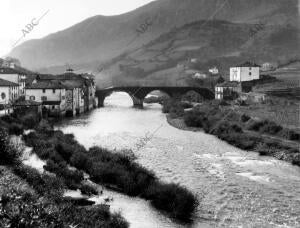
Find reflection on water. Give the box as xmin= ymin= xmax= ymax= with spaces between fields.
xmin=57 ymin=92 xmax=300 ymax=228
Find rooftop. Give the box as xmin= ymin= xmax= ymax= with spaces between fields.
xmin=236 ymin=61 xmax=261 ymax=67
xmin=61 ymin=80 xmax=85 ymax=89
xmin=0 ymin=78 xmax=19 ymax=87
xmin=26 ymin=80 xmax=65 ymax=89
xmin=0 ymin=67 xmax=26 ymax=75
xmin=42 ymin=101 xmax=61 ymax=105
xmin=216 ymin=81 xmax=239 ymax=87
xmin=13 ymin=100 xmax=42 ymax=106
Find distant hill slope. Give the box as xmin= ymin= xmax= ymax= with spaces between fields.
xmin=95 ymin=19 xmax=299 ymax=87
xmin=9 ymin=0 xmax=298 ymax=72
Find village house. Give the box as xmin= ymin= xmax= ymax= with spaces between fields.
xmin=230 ymin=61 xmax=260 ymax=82
xmin=0 ymin=78 xmax=19 ymax=116
xmin=215 ymin=81 xmax=241 ymax=100
xmin=35 ymin=69 xmax=97 ymax=113
xmin=25 ymin=81 xmax=66 ymax=117
xmin=192 ymin=72 xmax=207 ymax=79
xmin=61 ymin=80 xmax=85 ymax=116
xmin=0 ymin=67 xmax=26 ymax=96
xmin=209 ymin=66 xmax=219 ymax=75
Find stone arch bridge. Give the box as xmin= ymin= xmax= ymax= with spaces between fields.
xmin=96 ymin=86 xmax=214 ymax=108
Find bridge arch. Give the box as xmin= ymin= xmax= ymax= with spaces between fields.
xmin=96 ymin=86 xmax=214 ymax=109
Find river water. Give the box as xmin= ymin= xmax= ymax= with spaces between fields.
xmin=57 ymin=92 xmax=300 ymax=228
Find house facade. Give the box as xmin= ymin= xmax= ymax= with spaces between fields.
xmin=25 ymin=81 xmax=66 ymax=117
xmin=0 ymin=78 xmax=19 ymax=105
xmin=0 ymin=68 xmax=26 ymax=96
xmin=230 ymin=62 xmax=260 ymax=82
xmin=215 ymin=81 xmax=241 ymax=100
xmin=62 ymin=80 xmax=85 ymax=116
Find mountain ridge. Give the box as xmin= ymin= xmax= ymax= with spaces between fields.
xmin=9 ymin=0 xmax=299 ymax=75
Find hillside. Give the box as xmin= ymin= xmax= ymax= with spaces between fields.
xmin=95 ymin=19 xmax=299 ymax=87
xmin=9 ymin=0 xmax=298 ymax=73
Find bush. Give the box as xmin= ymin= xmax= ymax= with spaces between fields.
xmin=184 ymin=110 xmax=207 ymax=128
xmin=145 ymin=182 xmax=198 ymax=221
xmin=70 ymin=152 xmax=90 ymax=170
xmin=241 ymin=114 xmax=251 ymax=123
xmin=79 ymin=184 xmax=98 ymax=196
xmin=19 ymin=113 xmax=39 ymax=129
xmin=0 ymin=127 xmax=21 ymax=165
xmin=8 ymin=123 xmax=24 ymax=135
xmin=13 ymin=165 xmax=65 ymax=198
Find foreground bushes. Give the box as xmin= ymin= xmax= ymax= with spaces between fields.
xmin=22 ymin=121 xmax=199 ymax=222
xmin=10 ymin=165 xmax=128 ymax=228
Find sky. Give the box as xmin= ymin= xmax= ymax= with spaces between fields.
xmin=0 ymin=0 xmax=156 ymax=58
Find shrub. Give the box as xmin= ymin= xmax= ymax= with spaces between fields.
xmin=246 ymin=120 xmax=265 ymax=131
xmin=20 ymin=113 xmax=39 ymax=129
xmin=70 ymin=152 xmax=90 ymax=170
xmin=79 ymin=184 xmax=98 ymax=196
xmin=184 ymin=110 xmax=206 ymax=128
xmin=8 ymin=123 xmax=24 ymax=135
xmin=259 ymin=121 xmax=283 ymax=135
xmin=13 ymin=165 xmax=64 ymax=198
xmin=145 ymin=182 xmax=198 ymax=221
xmin=0 ymin=127 xmax=21 ymax=165
xmin=279 ymin=129 xmax=300 ymax=141
xmin=241 ymin=114 xmax=251 ymax=123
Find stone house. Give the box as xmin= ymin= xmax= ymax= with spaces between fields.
xmin=25 ymin=81 xmax=66 ymax=117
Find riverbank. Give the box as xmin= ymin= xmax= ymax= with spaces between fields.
xmin=0 ymin=112 xmax=199 ymax=224
xmin=163 ymin=100 xmax=300 ymax=166
xmin=0 ymin=131 xmax=128 ymax=227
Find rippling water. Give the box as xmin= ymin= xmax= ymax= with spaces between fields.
xmin=57 ymin=92 xmax=300 ymax=228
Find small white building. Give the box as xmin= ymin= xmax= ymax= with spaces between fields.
xmin=192 ymin=72 xmax=207 ymax=79
xmin=230 ymin=62 xmax=260 ymax=82
xmin=25 ymin=81 xmax=66 ymax=116
xmin=209 ymin=67 xmax=219 ymax=75
xmin=0 ymin=68 xmax=26 ymax=96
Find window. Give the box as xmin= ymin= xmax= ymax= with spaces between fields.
xmin=249 ymin=67 xmax=252 ymax=70
xmin=249 ymin=72 xmax=252 ymax=76
xmin=41 ymin=96 xmax=47 ymax=101
xmin=1 ymin=92 xmax=6 ymax=100
xmin=43 ymin=89 xmax=46 ymax=93
xmin=53 ymin=89 xmax=56 ymax=93
xmin=52 ymin=106 xmax=55 ymax=110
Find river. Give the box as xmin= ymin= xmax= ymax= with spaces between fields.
xmin=57 ymin=92 xmax=300 ymax=228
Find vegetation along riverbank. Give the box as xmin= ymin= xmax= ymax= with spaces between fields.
xmin=162 ymin=99 xmax=300 ymax=166
xmin=0 ymin=112 xmax=199 ymax=225
xmin=0 ymin=114 xmax=128 ymax=228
